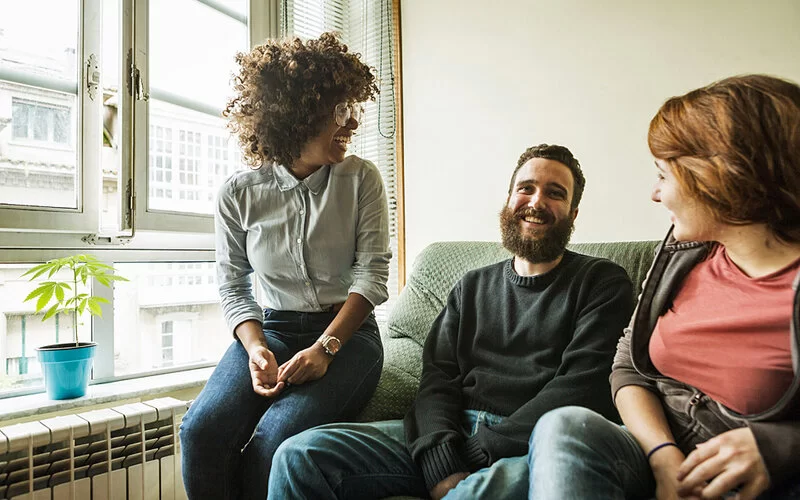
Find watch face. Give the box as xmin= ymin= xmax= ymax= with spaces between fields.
xmin=326 ymin=337 xmax=341 ymax=354
xmin=321 ymin=335 xmax=341 ymax=355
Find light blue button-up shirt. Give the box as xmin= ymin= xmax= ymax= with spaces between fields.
xmin=215 ymin=155 xmax=391 ymax=334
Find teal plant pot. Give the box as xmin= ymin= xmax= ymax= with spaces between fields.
xmin=36 ymin=342 xmax=97 ymax=400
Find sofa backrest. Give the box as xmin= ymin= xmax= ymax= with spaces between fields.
xmin=386 ymin=240 xmax=659 ymax=347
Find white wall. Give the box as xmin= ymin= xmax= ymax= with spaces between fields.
xmin=400 ymin=0 xmax=800 ymax=269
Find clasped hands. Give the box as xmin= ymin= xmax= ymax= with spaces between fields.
xmin=247 ymin=342 xmax=332 ymax=397
xmin=653 ymin=427 xmax=769 ymax=500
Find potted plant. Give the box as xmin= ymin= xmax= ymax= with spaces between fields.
xmin=22 ymin=254 xmax=127 ymax=399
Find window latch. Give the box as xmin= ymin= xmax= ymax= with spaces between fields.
xmin=86 ymin=54 xmax=100 ymax=101
xmin=82 ymin=234 xmax=134 ymax=246
xmin=134 ymin=67 xmax=149 ymax=102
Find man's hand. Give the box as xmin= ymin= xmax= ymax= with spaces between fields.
xmin=677 ymin=428 xmax=769 ymax=500
xmin=248 ymin=345 xmax=284 ymax=397
xmin=430 ymin=472 xmax=469 ymax=500
xmin=277 ymin=342 xmax=333 ymax=385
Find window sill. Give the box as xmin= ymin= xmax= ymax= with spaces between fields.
xmin=0 ymin=367 xmax=213 ymax=424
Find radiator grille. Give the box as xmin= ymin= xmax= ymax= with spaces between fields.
xmin=0 ymin=397 xmax=188 ymax=499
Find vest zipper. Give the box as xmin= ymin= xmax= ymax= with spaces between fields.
xmin=688 ymin=392 xmax=703 ymax=407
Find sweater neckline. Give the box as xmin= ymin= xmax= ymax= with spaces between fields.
xmin=503 ymin=251 xmax=573 ymax=287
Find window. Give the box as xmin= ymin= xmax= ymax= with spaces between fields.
xmin=280 ymin=0 xmax=401 ymax=327
xmin=0 ymin=0 xmax=402 ymax=399
xmin=12 ymin=99 xmax=72 ymax=145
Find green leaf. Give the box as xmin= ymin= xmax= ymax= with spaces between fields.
xmin=92 ymin=296 xmax=110 ymax=304
xmin=21 ymin=262 xmax=55 ymax=279
xmin=54 ymin=284 xmax=65 ymax=302
xmin=23 ymin=283 xmax=50 ymax=303
xmin=36 ymin=284 xmax=55 ymax=312
xmin=42 ymin=303 xmax=60 ymax=321
xmin=87 ymin=298 xmax=103 ymax=317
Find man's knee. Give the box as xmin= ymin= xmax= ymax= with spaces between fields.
xmin=530 ymin=406 xmax=602 ymax=449
xmin=273 ymin=427 xmax=325 ymax=468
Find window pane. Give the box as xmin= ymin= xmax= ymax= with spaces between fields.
xmin=99 ymin=0 xmax=122 ymax=233
xmin=146 ymin=0 xmax=247 ymax=216
xmin=0 ymin=1 xmax=80 ymax=209
xmin=150 ymin=0 xmax=246 ymax=106
xmin=112 ymin=262 xmax=229 ymax=376
xmin=0 ymin=264 xmax=92 ymax=396
xmin=0 ymin=1 xmax=80 ymax=83
xmin=148 ymin=100 xmax=243 ymax=214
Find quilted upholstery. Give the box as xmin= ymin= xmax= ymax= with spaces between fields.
xmin=357 ymin=239 xmax=660 ymax=422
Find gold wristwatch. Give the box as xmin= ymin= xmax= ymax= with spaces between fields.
xmin=317 ymin=334 xmax=342 ymax=356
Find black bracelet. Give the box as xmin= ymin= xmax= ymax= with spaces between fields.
xmin=647 ymin=442 xmax=679 ymax=460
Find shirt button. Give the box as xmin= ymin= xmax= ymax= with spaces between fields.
xmin=296 ymin=238 xmax=302 ymax=244
xmin=299 ymin=209 xmax=305 ymax=214
xmin=305 ymin=281 xmax=311 ymax=286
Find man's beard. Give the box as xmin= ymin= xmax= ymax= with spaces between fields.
xmin=500 ymin=206 xmax=574 ymax=264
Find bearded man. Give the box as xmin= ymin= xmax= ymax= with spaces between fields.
xmin=267 ymin=144 xmax=634 ymax=500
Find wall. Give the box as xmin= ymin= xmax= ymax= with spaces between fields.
xmin=400 ymin=0 xmax=800 ymax=270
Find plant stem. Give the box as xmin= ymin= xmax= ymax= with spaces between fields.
xmin=73 ymin=265 xmax=79 ymax=348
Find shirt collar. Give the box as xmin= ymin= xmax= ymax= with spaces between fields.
xmin=272 ymin=163 xmax=330 ymax=195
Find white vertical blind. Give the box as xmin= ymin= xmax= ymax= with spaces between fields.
xmin=279 ymin=0 xmax=398 ymax=326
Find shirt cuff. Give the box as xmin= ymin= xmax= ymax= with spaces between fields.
xmin=463 ymin=434 xmax=489 ymax=470
xmin=418 ymin=441 xmax=469 ymax=491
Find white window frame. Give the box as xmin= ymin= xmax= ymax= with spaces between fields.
xmin=129 ymin=0 xmax=275 ymax=235
xmin=0 ymin=0 xmax=102 ymax=235
xmin=0 ymin=0 xmax=404 ymax=398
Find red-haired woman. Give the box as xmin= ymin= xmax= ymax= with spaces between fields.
xmin=528 ymin=74 xmax=800 ymax=500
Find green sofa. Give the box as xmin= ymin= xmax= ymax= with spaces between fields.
xmin=357 ymin=239 xmax=660 ymax=423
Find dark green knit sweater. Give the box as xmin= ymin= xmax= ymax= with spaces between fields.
xmin=404 ymin=251 xmax=634 ymax=489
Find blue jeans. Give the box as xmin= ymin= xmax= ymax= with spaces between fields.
xmin=268 ymin=409 xmax=528 ymax=499
xmin=180 ymin=310 xmax=383 ymax=500
xmin=528 ymin=406 xmax=800 ymax=500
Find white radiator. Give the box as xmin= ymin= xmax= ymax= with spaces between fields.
xmin=0 ymin=397 xmax=188 ymax=500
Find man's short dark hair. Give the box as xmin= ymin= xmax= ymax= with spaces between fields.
xmin=508 ymin=144 xmax=585 ymax=210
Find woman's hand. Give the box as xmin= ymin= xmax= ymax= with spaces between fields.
xmin=247 ymin=345 xmax=285 ymax=397
xmin=277 ymin=343 xmax=333 ymax=385
xmin=649 ymin=445 xmax=695 ymax=500
xmin=677 ymin=427 xmax=769 ymax=500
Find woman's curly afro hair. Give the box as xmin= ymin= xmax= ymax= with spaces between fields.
xmin=224 ymin=32 xmax=378 ymax=168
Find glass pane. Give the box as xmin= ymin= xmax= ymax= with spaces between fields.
xmin=147 ymin=0 xmax=247 ymax=215
xmin=0 ymin=1 xmax=80 ymax=83
xmin=150 ymin=0 xmax=246 ymax=106
xmin=112 ymin=262 xmax=229 ymax=376
xmin=0 ymin=1 xmax=80 ymax=209
xmin=100 ymin=0 xmax=122 ymax=233
xmin=0 ymin=264 xmax=92 ymax=396
xmin=148 ymin=100 xmax=244 ymax=214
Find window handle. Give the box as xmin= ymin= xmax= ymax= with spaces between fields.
xmin=134 ymin=67 xmax=150 ymax=102
xmin=86 ymin=54 xmax=100 ymax=101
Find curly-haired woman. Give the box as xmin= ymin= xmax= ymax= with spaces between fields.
xmin=528 ymin=75 xmax=800 ymax=499
xmin=179 ymin=33 xmax=390 ymax=499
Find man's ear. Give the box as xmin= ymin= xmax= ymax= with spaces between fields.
xmin=571 ymin=207 xmax=579 ymax=222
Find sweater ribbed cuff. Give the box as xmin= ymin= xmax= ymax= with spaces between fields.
xmin=463 ymin=434 xmax=488 ymax=470
xmin=419 ymin=441 xmax=468 ymax=491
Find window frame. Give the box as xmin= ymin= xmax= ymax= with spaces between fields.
xmin=0 ymin=0 xmax=406 ymax=399
xmin=0 ymin=0 xmax=102 ymax=234
xmin=130 ymin=0 xmax=263 ymax=235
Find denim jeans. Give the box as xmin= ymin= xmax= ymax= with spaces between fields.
xmin=268 ymin=409 xmax=528 ymax=500
xmin=179 ymin=309 xmax=383 ymax=500
xmin=528 ymin=406 xmax=800 ymax=500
